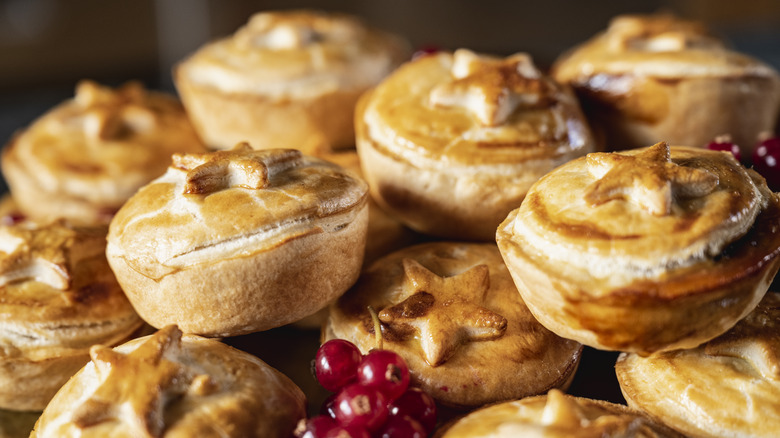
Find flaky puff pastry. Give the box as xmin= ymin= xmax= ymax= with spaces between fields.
xmin=616 ymin=292 xmax=780 ymax=438
xmin=175 ymin=10 xmax=408 ymax=154
xmin=325 ymin=242 xmax=583 ymax=408
xmin=107 ymin=144 xmax=369 ymax=337
xmin=1 ymin=81 xmax=205 ymax=226
xmin=497 ymin=142 xmax=780 ymax=354
xmin=0 ymin=220 xmax=143 ymax=411
xmin=356 ymin=49 xmax=595 ymax=241
xmin=31 ymin=325 xmax=306 ymax=438
xmin=437 ymin=389 xmax=683 ymax=438
xmin=552 ymin=14 xmax=780 ymax=154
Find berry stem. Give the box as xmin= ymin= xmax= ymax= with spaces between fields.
xmin=367 ymin=306 xmax=383 ymax=351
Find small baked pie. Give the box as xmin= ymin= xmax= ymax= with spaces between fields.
xmin=106 ymin=144 xmax=369 ymax=337
xmin=324 ymin=242 xmax=583 ymax=408
xmin=31 ymin=325 xmax=306 ymax=437
xmin=0 ymin=220 xmax=143 ymax=411
xmin=616 ymin=292 xmax=780 ymax=438
xmin=175 ymin=10 xmax=408 ymax=154
xmin=438 ymin=389 xmax=683 ymax=437
xmin=2 ymin=80 xmax=205 ymax=226
xmin=552 ymin=13 xmax=780 ymax=154
xmin=356 ymin=49 xmax=595 ymax=240
xmin=497 ymin=142 xmax=780 ymax=353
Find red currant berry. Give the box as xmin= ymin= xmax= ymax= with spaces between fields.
xmin=320 ymin=392 xmax=338 ymax=419
xmin=753 ymin=137 xmax=780 ymax=191
xmin=324 ymin=424 xmax=371 ymax=438
xmin=706 ymin=136 xmax=741 ymax=162
xmin=388 ymin=387 xmax=437 ymax=434
xmin=294 ymin=415 xmax=338 ymax=438
xmin=356 ymin=350 xmax=410 ymax=401
xmin=375 ymin=415 xmax=428 ymax=438
xmin=315 ymin=339 xmax=363 ymax=392
xmin=333 ymin=383 xmax=388 ymax=431
xmin=412 ymin=45 xmax=441 ymax=60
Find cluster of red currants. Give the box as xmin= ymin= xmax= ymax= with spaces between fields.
xmin=707 ymin=135 xmax=780 ymax=190
xmin=295 ymin=339 xmax=437 ymax=438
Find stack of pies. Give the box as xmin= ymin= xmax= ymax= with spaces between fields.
xmin=0 ymin=9 xmax=778 ymax=438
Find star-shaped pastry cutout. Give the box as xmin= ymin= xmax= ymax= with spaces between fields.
xmin=378 ymin=258 xmax=507 ymax=367
xmin=0 ymin=220 xmax=78 ymax=290
xmin=75 ymin=80 xmax=156 ymax=140
xmin=171 ymin=143 xmax=303 ymax=195
xmin=583 ymin=142 xmax=718 ymax=216
xmin=429 ymin=49 xmax=554 ymax=127
xmin=606 ymin=15 xmax=718 ymax=52
xmin=234 ymin=12 xmax=355 ymax=50
xmin=540 ymin=389 xmax=588 ymax=427
xmin=704 ymin=295 xmax=780 ymax=380
xmin=70 ymin=326 xmax=216 ymax=437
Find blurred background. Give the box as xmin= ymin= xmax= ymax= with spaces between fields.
xmin=1 ymin=0 xmax=779 ymax=170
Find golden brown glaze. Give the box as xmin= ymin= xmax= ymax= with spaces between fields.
xmin=1 ymin=81 xmax=205 ymax=226
xmin=107 ymin=146 xmax=369 ymax=336
xmin=438 ymin=389 xmax=683 ymax=438
xmin=617 ymin=293 xmax=780 ymax=438
xmin=552 ymin=14 xmax=780 ymax=153
xmin=356 ymin=49 xmax=595 ymax=240
xmin=497 ymin=144 xmax=780 ymax=353
xmin=175 ymin=10 xmax=408 ymax=152
xmin=325 ymin=242 xmax=582 ymax=408
xmin=32 ymin=326 xmax=306 ymax=437
xmin=0 ymin=220 xmax=142 ymax=411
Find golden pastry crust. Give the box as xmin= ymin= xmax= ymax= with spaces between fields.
xmin=321 ymin=150 xmax=419 ymax=266
xmin=1 ymin=81 xmax=205 ymax=226
xmin=356 ymin=49 xmax=595 ymax=240
xmin=31 ymin=325 xmax=306 ymax=438
xmin=497 ymin=143 xmax=780 ymax=353
xmin=437 ymin=389 xmax=683 ymax=438
xmin=107 ymin=145 xmax=369 ymax=337
xmin=616 ymin=292 xmax=780 ymax=438
xmin=552 ymin=14 xmax=780 ymax=153
xmin=325 ymin=242 xmax=583 ymax=408
xmin=0 ymin=220 xmax=143 ymax=411
xmin=175 ymin=10 xmax=408 ymax=153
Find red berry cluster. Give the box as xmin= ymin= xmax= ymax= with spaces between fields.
xmin=295 ymin=339 xmax=437 ymax=438
xmin=706 ymin=135 xmax=780 ymax=190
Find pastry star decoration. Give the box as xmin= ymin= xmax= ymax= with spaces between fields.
xmin=429 ymin=49 xmax=553 ymax=127
xmin=0 ymin=220 xmax=77 ymax=290
xmin=234 ymin=12 xmax=350 ymax=50
xmin=583 ymin=142 xmax=718 ymax=216
xmin=171 ymin=143 xmax=303 ymax=195
xmin=540 ymin=389 xmax=589 ymax=427
xmin=378 ymin=258 xmax=507 ymax=367
xmin=704 ymin=296 xmax=780 ymax=380
xmin=75 ymin=80 xmax=156 ymax=140
xmin=607 ymin=15 xmax=719 ymax=52
xmin=70 ymin=326 xmax=217 ymax=437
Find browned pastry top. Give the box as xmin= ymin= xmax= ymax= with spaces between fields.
xmin=3 ymin=81 xmax=205 ymax=206
xmin=553 ymin=13 xmax=779 ymax=82
xmin=509 ymin=143 xmax=774 ymax=293
xmin=0 ymin=220 xmax=140 ymax=360
xmin=616 ymin=292 xmax=780 ymax=438
xmin=177 ymin=10 xmax=407 ymax=98
xmin=362 ymin=49 xmax=594 ymax=166
xmin=32 ymin=326 xmax=306 ymax=437
xmin=327 ymin=242 xmax=582 ymax=407
xmin=439 ymin=389 xmax=683 ymax=437
xmin=107 ymin=145 xmax=368 ymax=280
